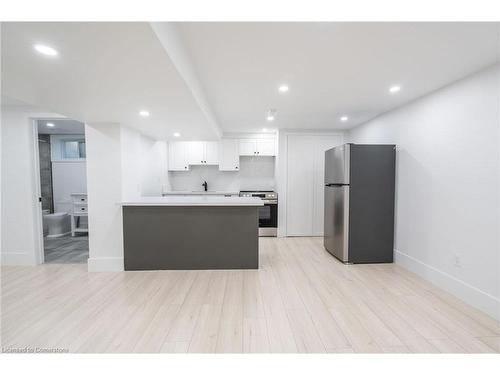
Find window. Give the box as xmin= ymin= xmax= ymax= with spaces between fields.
xmin=63 ymin=140 xmax=86 ymax=159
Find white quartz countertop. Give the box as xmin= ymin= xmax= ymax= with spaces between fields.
xmin=120 ymin=196 xmax=263 ymax=206
xmin=162 ymin=191 xmax=239 ymax=196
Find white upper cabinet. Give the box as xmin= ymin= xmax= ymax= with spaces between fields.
xmin=178 ymin=141 xmax=220 ymax=166
xmin=169 ymin=137 xmax=275 ymax=171
xmin=168 ymin=142 xmax=189 ymax=171
xmin=218 ymin=139 xmax=239 ymax=171
xmin=239 ymin=139 xmax=276 ymax=156
xmin=187 ymin=141 xmax=205 ymax=165
xmin=204 ymin=142 xmax=219 ymax=164
xmin=238 ymin=139 xmax=256 ymax=156
xmin=256 ymin=139 xmax=276 ymax=156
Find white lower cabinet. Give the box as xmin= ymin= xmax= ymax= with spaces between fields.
xmin=218 ymin=139 xmax=239 ymax=171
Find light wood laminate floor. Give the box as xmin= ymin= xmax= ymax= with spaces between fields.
xmin=1 ymin=237 xmax=499 ymax=353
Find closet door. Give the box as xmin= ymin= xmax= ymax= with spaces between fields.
xmin=286 ymin=134 xmax=343 ymax=236
xmin=286 ymin=135 xmax=315 ymax=236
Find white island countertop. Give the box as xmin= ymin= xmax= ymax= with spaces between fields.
xmin=120 ymin=196 xmax=263 ymax=206
xmin=162 ymin=190 xmax=239 ymax=196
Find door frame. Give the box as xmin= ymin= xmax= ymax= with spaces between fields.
xmin=31 ymin=118 xmax=45 ymax=264
xmin=277 ymin=130 xmax=344 ymax=237
xmin=31 ymin=117 xmax=76 ymax=264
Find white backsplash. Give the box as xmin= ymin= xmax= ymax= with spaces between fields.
xmin=168 ymin=156 xmax=276 ymax=192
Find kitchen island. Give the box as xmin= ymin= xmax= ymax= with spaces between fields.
xmin=120 ymin=196 xmax=263 ymax=270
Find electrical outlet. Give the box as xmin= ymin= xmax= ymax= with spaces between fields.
xmin=453 ymin=254 xmax=462 ymax=268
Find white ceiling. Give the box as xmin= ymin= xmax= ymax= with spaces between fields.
xmin=37 ymin=119 xmax=85 ymax=135
xmin=2 ymin=22 xmax=499 ymax=139
xmin=178 ymin=22 xmax=500 ymax=131
xmin=1 ymin=22 xmax=220 ymax=140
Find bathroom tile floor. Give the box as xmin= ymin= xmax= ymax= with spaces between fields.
xmin=44 ymin=234 xmax=89 ymax=264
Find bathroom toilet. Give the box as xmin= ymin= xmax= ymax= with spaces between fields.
xmin=43 ymin=212 xmax=71 ymax=238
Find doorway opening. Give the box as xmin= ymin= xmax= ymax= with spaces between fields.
xmin=35 ymin=118 xmax=89 ymax=264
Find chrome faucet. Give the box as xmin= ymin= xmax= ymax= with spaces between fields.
xmin=202 ymin=181 xmax=208 ymax=192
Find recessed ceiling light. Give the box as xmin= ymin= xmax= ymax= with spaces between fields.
xmin=34 ymin=44 xmax=58 ymax=56
xmin=266 ymin=109 xmax=277 ymax=122
xmin=340 ymin=116 xmax=349 ymax=122
xmin=173 ymin=132 xmax=181 ymax=137
xmin=139 ymin=110 xmax=150 ymax=117
xmin=278 ymin=84 xmax=289 ymax=93
xmin=389 ymin=85 xmax=401 ymax=94
xmin=46 ymin=122 xmax=55 ymax=127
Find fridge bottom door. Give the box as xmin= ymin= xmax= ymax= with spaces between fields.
xmin=323 ymin=185 xmax=350 ymax=262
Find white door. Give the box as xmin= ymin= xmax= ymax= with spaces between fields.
xmin=239 ymin=139 xmax=256 ymax=156
xmin=204 ymin=141 xmax=219 ymax=164
xmin=168 ymin=142 xmax=188 ymax=171
xmin=286 ymin=135 xmax=315 ymax=236
xmin=187 ymin=141 xmax=205 ymax=165
xmin=286 ymin=134 xmax=343 ymax=236
xmin=219 ymin=139 xmax=239 ymax=171
xmin=256 ymin=139 xmax=275 ymax=156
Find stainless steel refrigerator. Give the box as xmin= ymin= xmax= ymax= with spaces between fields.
xmin=324 ymin=143 xmax=396 ymax=263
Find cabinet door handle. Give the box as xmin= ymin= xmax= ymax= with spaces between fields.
xmin=235 ymin=166 xmax=238 ymax=169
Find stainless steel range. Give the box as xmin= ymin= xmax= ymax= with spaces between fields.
xmin=239 ymin=191 xmax=278 ymax=237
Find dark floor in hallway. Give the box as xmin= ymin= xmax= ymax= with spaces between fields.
xmin=44 ymin=234 xmax=89 ymax=264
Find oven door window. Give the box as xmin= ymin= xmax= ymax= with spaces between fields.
xmin=259 ymin=203 xmax=278 ymax=227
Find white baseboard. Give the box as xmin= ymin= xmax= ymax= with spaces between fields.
xmin=395 ymin=250 xmax=500 ymax=321
xmin=87 ymin=257 xmax=124 ymax=272
xmin=1 ymin=252 xmax=36 ymax=266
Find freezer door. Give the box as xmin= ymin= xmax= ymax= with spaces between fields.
xmin=323 ymin=185 xmax=350 ymax=262
xmin=324 ymin=144 xmax=350 ymax=185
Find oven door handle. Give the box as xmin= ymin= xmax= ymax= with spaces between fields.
xmin=263 ymin=200 xmax=278 ymax=204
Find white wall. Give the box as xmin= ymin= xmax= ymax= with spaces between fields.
xmin=120 ymin=126 xmax=168 ymax=199
xmin=1 ymin=108 xmax=40 ymax=264
xmin=348 ymin=65 xmax=500 ymax=319
xmin=140 ymin=135 xmax=168 ymax=196
xmin=0 ymin=106 xmax=64 ymax=265
xmin=168 ymin=156 xmax=275 ymax=192
xmin=85 ymin=122 xmax=124 ymax=271
xmin=86 ymin=124 xmax=167 ymax=271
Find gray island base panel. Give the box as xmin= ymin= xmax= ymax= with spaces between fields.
xmin=123 ymin=205 xmax=259 ymax=270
